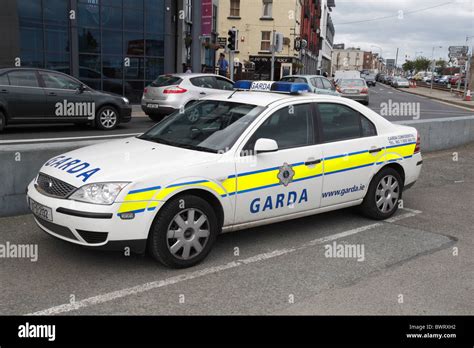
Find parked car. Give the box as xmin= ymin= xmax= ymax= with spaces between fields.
xmin=336 ymin=78 xmax=369 ymax=105
xmin=377 ymin=74 xmax=386 ymax=82
xmin=280 ymin=75 xmax=340 ymax=96
xmin=437 ymin=75 xmax=451 ymax=84
xmin=449 ymin=75 xmax=465 ymax=86
xmin=392 ymin=77 xmax=410 ymax=88
xmin=384 ymin=76 xmax=394 ymax=85
xmin=0 ymin=68 xmax=131 ymax=132
xmin=363 ymin=74 xmax=377 ymax=87
xmin=141 ymin=73 xmax=235 ymax=122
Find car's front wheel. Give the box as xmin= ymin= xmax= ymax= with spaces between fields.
xmin=148 ymin=195 xmax=219 ymax=268
xmin=96 ymin=106 xmax=119 ymax=130
xmin=360 ymin=167 xmax=403 ymax=220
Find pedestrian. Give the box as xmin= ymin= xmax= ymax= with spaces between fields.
xmin=185 ymin=66 xmax=192 ymax=74
xmin=218 ymin=53 xmax=229 ymax=77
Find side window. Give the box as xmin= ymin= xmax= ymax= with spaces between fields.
xmin=361 ymin=116 xmax=377 ymax=137
xmin=40 ymin=72 xmax=82 ymax=90
xmin=0 ymin=74 xmax=9 ymax=85
xmin=215 ymin=77 xmax=234 ymax=90
xmin=7 ymin=71 xmax=39 ymax=87
xmin=318 ymin=103 xmax=374 ymax=142
xmin=322 ymin=78 xmax=333 ymax=90
xmin=312 ymin=77 xmax=324 ymax=89
xmin=190 ymin=76 xmax=216 ymax=89
xmin=244 ymin=103 xmax=313 ymax=152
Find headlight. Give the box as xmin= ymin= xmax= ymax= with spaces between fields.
xmin=69 ymin=182 xmax=129 ymax=205
xmin=121 ymin=97 xmax=130 ymax=104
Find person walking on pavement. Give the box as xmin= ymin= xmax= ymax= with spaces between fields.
xmin=218 ymin=53 xmax=229 ymax=77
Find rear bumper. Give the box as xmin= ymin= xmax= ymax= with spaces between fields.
xmin=341 ymin=94 xmax=369 ymax=102
xmin=141 ymin=100 xmax=177 ymax=115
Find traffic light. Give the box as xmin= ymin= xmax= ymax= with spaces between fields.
xmin=228 ymin=29 xmax=237 ymax=51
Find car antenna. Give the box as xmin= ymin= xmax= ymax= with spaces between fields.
xmin=227 ymin=89 xmax=240 ymax=99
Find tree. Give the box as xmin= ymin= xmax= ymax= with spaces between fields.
xmin=402 ymin=60 xmax=415 ymax=72
xmin=435 ymin=59 xmax=448 ymax=74
xmin=414 ymin=57 xmax=431 ymax=72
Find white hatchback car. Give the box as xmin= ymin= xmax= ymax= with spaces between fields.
xmin=27 ymin=81 xmax=422 ymax=268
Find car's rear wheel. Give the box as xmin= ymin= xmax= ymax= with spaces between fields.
xmin=0 ymin=111 xmax=5 ymax=132
xmin=360 ymin=167 xmax=403 ymax=220
xmin=148 ymin=195 xmax=219 ymax=268
xmin=96 ymin=106 xmax=118 ymax=130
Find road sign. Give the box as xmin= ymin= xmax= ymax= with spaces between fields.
xmin=217 ymin=37 xmax=227 ymax=48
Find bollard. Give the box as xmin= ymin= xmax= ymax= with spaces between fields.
xmin=465 ymin=90 xmax=472 ymax=101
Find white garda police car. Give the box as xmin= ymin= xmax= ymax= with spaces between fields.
xmin=27 ymin=81 xmax=422 ymax=268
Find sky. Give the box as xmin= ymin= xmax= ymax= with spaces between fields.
xmin=331 ymin=0 xmax=474 ymax=66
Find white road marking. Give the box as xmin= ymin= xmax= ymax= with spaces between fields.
xmin=0 ymin=133 xmax=141 ymax=145
xmin=26 ymin=209 xmax=421 ymax=316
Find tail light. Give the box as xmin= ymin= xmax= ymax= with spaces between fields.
xmin=143 ymin=87 xmax=148 ymax=94
xmin=414 ymin=133 xmax=421 ymax=154
xmin=163 ymin=86 xmax=188 ymax=94
xmin=361 ymin=87 xmax=369 ymax=94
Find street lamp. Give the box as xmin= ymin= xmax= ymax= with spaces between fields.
xmin=431 ymin=46 xmax=442 ymax=92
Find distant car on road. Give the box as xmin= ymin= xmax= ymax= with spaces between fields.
xmin=0 ymin=68 xmax=131 ymax=132
xmin=392 ymin=77 xmax=410 ymax=88
xmin=280 ymin=75 xmax=340 ymax=96
xmin=363 ymin=74 xmax=377 ymax=87
xmin=336 ymin=78 xmax=369 ymax=105
xmin=141 ymin=73 xmax=235 ymax=122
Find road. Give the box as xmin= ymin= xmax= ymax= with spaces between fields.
xmin=0 ymin=142 xmax=472 ymax=315
xmin=1 ymin=85 xmax=472 ymax=143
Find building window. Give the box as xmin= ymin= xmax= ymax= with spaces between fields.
xmin=261 ymin=31 xmax=271 ymax=51
xmin=230 ymin=0 xmax=240 ymax=17
xmin=262 ymin=0 xmax=273 ymax=18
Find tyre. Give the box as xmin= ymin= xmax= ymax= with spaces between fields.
xmin=148 ymin=195 xmax=220 ymax=268
xmin=148 ymin=114 xmax=166 ymax=122
xmin=359 ymin=167 xmax=403 ymax=220
xmin=96 ymin=106 xmax=119 ymax=130
xmin=0 ymin=111 xmax=5 ymax=132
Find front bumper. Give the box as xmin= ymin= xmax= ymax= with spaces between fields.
xmin=26 ymin=181 xmax=154 ymax=254
xmin=117 ymin=105 xmax=132 ymax=123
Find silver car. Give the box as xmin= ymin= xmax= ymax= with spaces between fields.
xmin=336 ymin=78 xmax=369 ymax=105
xmin=392 ymin=77 xmax=410 ymax=88
xmin=280 ymin=75 xmax=340 ymax=96
xmin=142 ymin=73 xmax=234 ymax=121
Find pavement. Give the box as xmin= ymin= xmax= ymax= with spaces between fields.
xmin=0 ymin=142 xmax=473 ymax=315
xmin=1 ymin=85 xmax=473 ymax=143
xmin=395 ymin=84 xmax=473 ymax=110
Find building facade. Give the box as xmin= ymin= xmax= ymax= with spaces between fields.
xmin=299 ymin=0 xmax=322 ymax=74
xmin=317 ymin=0 xmax=335 ymax=76
xmin=218 ymin=0 xmax=303 ymax=80
xmin=0 ymin=0 xmax=215 ymax=103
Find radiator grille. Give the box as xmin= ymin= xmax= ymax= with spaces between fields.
xmin=36 ymin=173 xmax=77 ymax=198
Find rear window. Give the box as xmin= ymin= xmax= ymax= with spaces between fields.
xmin=340 ymin=79 xmax=365 ymax=87
xmin=151 ymin=75 xmax=182 ymax=87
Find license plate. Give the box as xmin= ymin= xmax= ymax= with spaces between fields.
xmin=147 ymin=104 xmax=160 ymax=109
xmin=250 ymin=81 xmax=273 ymax=91
xmin=29 ymin=198 xmax=53 ymax=222
xmin=344 ymin=89 xmax=358 ymax=94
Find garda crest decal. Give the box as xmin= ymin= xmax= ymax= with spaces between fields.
xmin=277 ymin=163 xmax=295 ymax=187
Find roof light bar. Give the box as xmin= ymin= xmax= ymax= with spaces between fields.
xmin=233 ymin=80 xmax=310 ymax=95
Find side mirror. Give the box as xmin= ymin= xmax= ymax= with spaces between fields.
xmin=77 ymin=84 xmax=86 ymax=93
xmin=254 ymin=138 xmax=278 ymax=154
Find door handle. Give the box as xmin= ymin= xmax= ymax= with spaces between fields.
xmin=0 ymin=89 xmax=8 ymax=94
xmin=305 ymin=159 xmax=321 ymax=166
xmin=200 ymin=92 xmax=206 ymax=95
xmin=48 ymin=92 xmax=57 ymax=96
xmin=368 ymin=147 xmax=383 ymax=154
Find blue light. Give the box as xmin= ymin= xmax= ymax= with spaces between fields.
xmin=233 ymin=81 xmax=253 ymax=90
xmin=271 ymin=82 xmax=310 ymax=94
